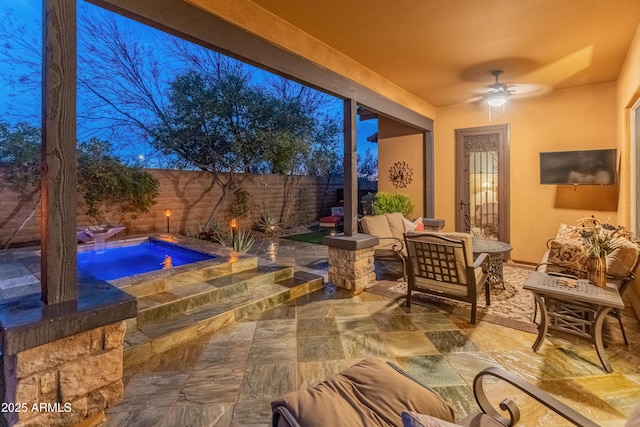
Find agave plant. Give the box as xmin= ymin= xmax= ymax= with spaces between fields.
xmin=196 ymin=222 xmax=225 ymax=243
xmin=231 ymin=228 xmax=255 ymax=253
xmin=255 ymin=212 xmax=280 ymax=236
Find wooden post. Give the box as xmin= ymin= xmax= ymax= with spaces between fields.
xmin=41 ymin=0 xmax=78 ymax=304
xmin=424 ymin=131 xmax=435 ymax=218
xmin=343 ymin=99 xmax=358 ymax=236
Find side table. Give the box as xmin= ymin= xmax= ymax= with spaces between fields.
xmin=523 ymin=271 xmax=624 ymax=373
xmin=472 ymin=239 xmax=512 ymax=286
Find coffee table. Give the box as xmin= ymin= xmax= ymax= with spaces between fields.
xmin=472 ymin=239 xmax=512 ymax=286
xmin=523 ymin=271 xmax=624 ymax=373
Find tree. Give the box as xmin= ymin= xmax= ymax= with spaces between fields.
xmin=358 ymin=149 xmax=378 ymax=181
xmin=0 ymin=122 xmax=41 ymax=248
xmin=77 ymin=139 xmax=160 ymax=225
xmin=260 ymin=77 xmax=342 ymax=225
xmin=150 ymin=69 xmax=274 ymax=227
xmin=1 ymin=6 xmax=343 ymax=229
xmin=0 ymin=121 xmax=160 ymax=247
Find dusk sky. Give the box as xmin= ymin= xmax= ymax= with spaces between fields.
xmin=0 ymin=0 xmax=379 ymax=167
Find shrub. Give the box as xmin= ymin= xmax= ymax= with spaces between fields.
xmin=195 ymin=222 xmax=255 ymax=253
xmin=254 ymin=212 xmax=280 ymax=236
xmin=225 ymin=189 xmax=256 ymax=220
xmin=371 ymin=192 xmax=414 ymax=218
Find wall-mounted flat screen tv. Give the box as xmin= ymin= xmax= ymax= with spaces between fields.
xmin=539 ymin=149 xmax=617 ymax=185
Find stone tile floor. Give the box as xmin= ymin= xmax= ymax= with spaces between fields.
xmin=102 ymin=237 xmax=640 ymax=426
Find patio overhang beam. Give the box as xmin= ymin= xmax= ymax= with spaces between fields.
xmin=88 ymin=0 xmax=433 ymax=132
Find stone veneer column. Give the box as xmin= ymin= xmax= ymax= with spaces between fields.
xmin=0 ymin=280 xmax=136 ymax=427
xmin=324 ymin=234 xmax=379 ymax=294
xmin=1 ymin=321 xmax=126 ymax=427
xmin=327 ymin=246 xmax=376 ymax=294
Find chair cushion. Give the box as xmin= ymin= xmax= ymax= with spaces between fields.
xmin=361 ymin=215 xmax=393 ymax=238
xmin=607 ymin=241 xmax=639 ymax=279
xmin=405 ymin=232 xmax=474 ymax=287
xmin=436 ymin=232 xmax=473 ymax=264
xmin=361 ymin=213 xmax=407 ymax=253
xmin=319 ymin=215 xmax=342 ymax=224
xmin=387 ymin=212 xmax=407 ymax=241
xmin=271 ymin=358 xmax=455 ymax=427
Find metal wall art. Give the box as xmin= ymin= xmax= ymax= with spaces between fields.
xmin=389 ymin=161 xmax=413 ymax=188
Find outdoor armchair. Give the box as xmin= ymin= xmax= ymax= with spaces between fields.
xmin=404 ymin=232 xmax=489 ymax=324
xmin=359 ymin=212 xmax=409 ymax=280
xmin=271 ymin=357 xmax=602 ymax=427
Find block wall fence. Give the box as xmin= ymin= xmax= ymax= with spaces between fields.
xmin=0 ymin=169 xmax=345 ymax=246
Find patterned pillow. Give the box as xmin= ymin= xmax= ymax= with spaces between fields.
xmin=555 ymin=223 xmax=579 ymax=243
xmin=546 ymin=239 xmax=586 ymax=277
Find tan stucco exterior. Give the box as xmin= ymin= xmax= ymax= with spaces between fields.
xmin=377 ymin=117 xmax=424 ymax=219
xmin=434 ymin=83 xmax=618 ymax=263
xmin=617 ymin=25 xmax=640 ymax=229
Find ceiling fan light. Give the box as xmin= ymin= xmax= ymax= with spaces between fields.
xmin=486 ymin=95 xmax=507 ymax=107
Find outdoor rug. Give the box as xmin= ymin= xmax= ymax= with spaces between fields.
xmin=367 ymin=263 xmax=539 ymax=333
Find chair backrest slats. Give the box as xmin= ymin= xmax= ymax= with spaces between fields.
xmin=405 ymin=233 xmax=470 ymax=286
xmin=410 ymin=240 xmax=462 ymax=285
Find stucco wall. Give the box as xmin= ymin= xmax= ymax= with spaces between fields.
xmin=434 ymin=82 xmax=618 ymax=264
xmin=616 ymin=24 xmax=640 ymax=228
xmin=0 ymin=170 xmax=341 ymax=246
xmin=377 ymin=117 xmax=424 ymax=219
xmin=616 ymin=23 xmax=640 ymax=320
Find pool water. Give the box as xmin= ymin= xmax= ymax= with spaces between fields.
xmin=77 ymin=240 xmax=214 ymax=281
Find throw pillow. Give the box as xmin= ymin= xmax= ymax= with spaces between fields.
xmin=402 ymin=411 xmax=463 ymax=427
xmin=403 ymin=217 xmax=418 ymax=232
xmin=606 ymin=242 xmax=639 ymax=279
xmin=546 ymin=239 xmax=586 ymax=277
xmin=555 ymin=223 xmax=578 ymax=243
xmin=414 ymin=217 xmax=424 ymax=231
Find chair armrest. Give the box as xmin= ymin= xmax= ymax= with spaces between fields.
xmin=472 ymin=252 xmax=489 ymax=271
xmin=473 ymin=367 xmax=601 ymax=427
xmin=545 ymin=238 xmax=556 ymax=249
xmin=271 ymin=406 xmax=302 ymax=427
xmin=379 ymin=237 xmax=405 ymax=255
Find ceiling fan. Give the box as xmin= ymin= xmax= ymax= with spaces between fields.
xmin=471 ymin=69 xmax=551 ymax=106
xmin=482 ymin=70 xmax=512 ymax=107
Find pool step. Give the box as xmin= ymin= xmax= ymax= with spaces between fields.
xmin=134 ymin=266 xmax=294 ymax=326
xmin=118 ymin=256 xmax=258 ymax=298
xmin=123 ymin=270 xmax=324 ymax=369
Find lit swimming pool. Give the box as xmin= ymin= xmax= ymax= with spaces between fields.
xmin=77 ymin=240 xmax=215 ymax=281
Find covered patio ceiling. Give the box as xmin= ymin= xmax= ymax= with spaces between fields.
xmin=249 ymin=0 xmax=640 ymax=107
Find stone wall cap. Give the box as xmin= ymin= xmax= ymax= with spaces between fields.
xmin=323 ymin=234 xmax=379 ymax=250
xmin=422 ymin=218 xmax=445 ymax=227
xmin=0 ymin=281 xmax=136 ymax=356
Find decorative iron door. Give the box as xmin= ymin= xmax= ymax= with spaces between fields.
xmin=455 ymin=125 xmax=510 ymax=242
